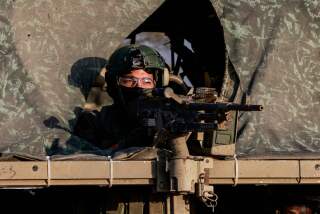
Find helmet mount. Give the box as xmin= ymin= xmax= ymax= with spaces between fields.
xmin=126 ymin=48 xmax=145 ymax=69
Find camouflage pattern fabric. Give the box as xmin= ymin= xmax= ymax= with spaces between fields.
xmin=0 ymin=0 xmax=163 ymax=158
xmin=0 ymin=0 xmax=319 ymax=158
xmin=218 ymin=0 xmax=320 ymax=156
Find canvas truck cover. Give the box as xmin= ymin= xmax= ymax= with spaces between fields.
xmin=0 ymin=0 xmax=319 ymax=159
xmin=219 ymin=0 xmax=320 ymax=156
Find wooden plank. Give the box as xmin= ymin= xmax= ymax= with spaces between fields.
xmin=0 ymin=179 xmax=154 ymax=187
xmin=237 ymin=160 xmax=299 ymax=178
xmin=300 ymin=160 xmax=320 ymax=178
xmin=209 ymin=160 xmax=234 ymax=178
xmin=0 ymin=180 xmax=47 ymax=186
xmin=209 ymin=160 xmax=300 ymax=179
xmin=299 ymin=160 xmax=320 ymax=183
xmin=0 ymin=161 xmax=154 ymax=180
xmin=209 ymin=178 xmax=301 ymax=185
xmin=51 ymin=179 xmax=154 ymax=186
xmin=1 ymin=159 xmax=320 ymax=187
xmin=51 ymin=161 xmax=154 ymax=179
xmin=0 ymin=162 xmax=47 ymax=180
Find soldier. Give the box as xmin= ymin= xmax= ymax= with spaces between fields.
xmin=74 ymin=44 xmax=168 ymax=150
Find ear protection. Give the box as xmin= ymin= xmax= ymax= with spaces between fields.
xmin=162 ymin=67 xmax=170 ymax=86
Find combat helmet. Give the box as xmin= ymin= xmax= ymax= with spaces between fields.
xmin=105 ymin=44 xmax=169 ymax=100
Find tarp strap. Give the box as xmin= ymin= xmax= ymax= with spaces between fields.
xmin=107 ymin=156 xmax=113 ymax=188
xmin=233 ymin=154 xmax=239 ymax=187
xmin=46 ymin=156 xmax=51 ymax=187
xmin=297 ymin=160 xmax=302 ymax=184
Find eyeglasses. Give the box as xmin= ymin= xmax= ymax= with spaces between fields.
xmin=119 ymin=76 xmax=155 ymax=88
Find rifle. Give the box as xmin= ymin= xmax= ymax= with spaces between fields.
xmin=136 ymin=87 xmax=263 ymax=134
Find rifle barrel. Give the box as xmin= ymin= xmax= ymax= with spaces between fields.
xmin=188 ymin=102 xmax=263 ymax=111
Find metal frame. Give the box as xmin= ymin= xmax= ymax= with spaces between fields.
xmin=0 ymin=159 xmax=320 ymax=187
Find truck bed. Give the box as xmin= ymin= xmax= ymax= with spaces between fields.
xmin=1 ymin=158 xmax=320 ymax=187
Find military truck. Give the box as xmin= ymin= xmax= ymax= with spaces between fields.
xmin=0 ymin=0 xmax=319 ymax=213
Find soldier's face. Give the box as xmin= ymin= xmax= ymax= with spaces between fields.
xmin=119 ymin=69 xmax=155 ymax=89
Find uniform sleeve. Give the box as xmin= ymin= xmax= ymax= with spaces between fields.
xmin=73 ymin=110 xmax=101 ymax=147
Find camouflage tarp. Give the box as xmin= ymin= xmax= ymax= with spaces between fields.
xmin=0 ymin=0 xmax=163 ymax=158
xmin=218 ymin=0 xmax=320 ymax=156
xmin=0 ymin=0 xmax=319 ymax=158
